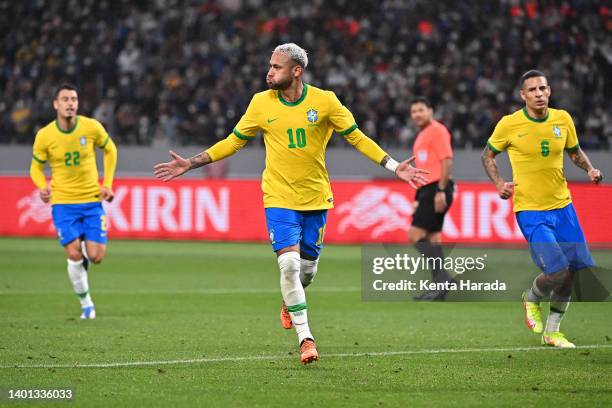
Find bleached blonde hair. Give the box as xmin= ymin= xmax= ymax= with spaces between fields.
xmin=274 ymin=43 xmax=308 ymax=69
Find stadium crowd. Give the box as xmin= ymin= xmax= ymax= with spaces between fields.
xmin=1 ymin=0 xmax=610 ymax=148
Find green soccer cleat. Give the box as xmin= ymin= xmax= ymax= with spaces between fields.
xmin=541 ymin=331 xmax=576 ymax=348
xmin=522 ymin=291 xmax=543 ymax=334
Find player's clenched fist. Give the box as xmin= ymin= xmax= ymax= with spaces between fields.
xmin=100 ymin=186 xmax=115 ymax=202
xmin=496 ymin=181 xmax=517 ymax=200
xmin=588 ymin=168 xmax=603 ymax=184
xmin=39 ymin=186 xmax=51 ymax=203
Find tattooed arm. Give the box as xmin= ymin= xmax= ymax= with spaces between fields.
xmin=154 ymin=132 xmax=248 ymax=182
xmin=481 ymin=145 xmax=516 ymax=200
xmin=568 ymin=148 xmax=603 ymax=183
xmin=188 ymin=152 xmax=212 ymax=170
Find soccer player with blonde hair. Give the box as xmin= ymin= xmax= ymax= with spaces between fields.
xmin=30 ymin=84 xmax=118 ymax=319
xmin=154 ymin=43 xmax=429 ymax=364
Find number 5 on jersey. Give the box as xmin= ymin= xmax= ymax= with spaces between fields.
xmin=287 ymin=128 xmax=307 ymax=149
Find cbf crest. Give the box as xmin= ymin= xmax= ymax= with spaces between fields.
xmin=79 ymin=136 xmax=87 ymax=146
xmin=552 ymin=126 xmax=562 ymax=139
xmin=307 ymin=108 xmax=318 ymax=123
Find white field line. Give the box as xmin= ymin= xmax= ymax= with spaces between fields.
xmin=0 ymin=286 xmax=361 ymax=295
xmin=2 ymin=344 xmax=611 ymax=369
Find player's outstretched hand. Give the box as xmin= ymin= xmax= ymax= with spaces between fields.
xmin=100 ymin=186 xmax=115 ymax=202
xmin=395 ymin=156 xmax=430 ymax=189
xmin=496 ymin=181 xmax=517 ymax=200
xmin=39 ymin=186 xmax=51 ymax=203
xmin=588 ymin=168 xmax=603 ymax=184
xmin=154 ymin=150 xmax=191 ymax=182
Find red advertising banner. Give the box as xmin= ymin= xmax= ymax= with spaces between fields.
xmin=1 ymin=176 xmax=611 ymax=244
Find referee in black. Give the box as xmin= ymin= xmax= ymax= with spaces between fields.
xmin=408 ymin=97 xmax=455 ymax=301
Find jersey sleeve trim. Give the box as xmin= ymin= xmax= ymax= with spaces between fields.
xmin=338 ymin=124 xmax=358 ymax=136
xmin=32 ymin=154 xmax=46 ymax=164
xmin=233 ymin=128 xmax=255 ymax=140
xmin=565 ymin=144 xmax=580 ymax=153
xmin=487 ymin=141 xmax=502 ymax=155
xmin=99 ymin=136 xmax=110 ymax=148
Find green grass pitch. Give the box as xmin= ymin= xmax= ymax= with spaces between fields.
xmin=0 ymin=237 xmax=611 ymax=407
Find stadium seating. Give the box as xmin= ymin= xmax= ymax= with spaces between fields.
xmin=0 ymin=0 xmax=609 ymax=148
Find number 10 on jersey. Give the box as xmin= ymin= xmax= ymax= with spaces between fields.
xmin=287 ymin=128 xmax=307 ymax=148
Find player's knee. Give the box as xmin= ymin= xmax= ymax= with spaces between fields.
xmin=89 ymin=254 xmax=104 ymax=264
xmin=86 ymin=245 xmax=106 ymax=264
xmin=300 ymin=258 xmax=319 ymax=283
xmin=408 ymin=228 xmax=426 ymax=243
xmin=278 ymin=251 xmax=300 ymax=283
xmin=300 ymin=258 xmax=318 ymax=287
xmin=66 ymin=248 xmax=82 ymax=261
xmin=546 ymin=268 xmax=572 ymax=288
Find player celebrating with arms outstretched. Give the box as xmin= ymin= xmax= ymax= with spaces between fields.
xmin=154 ymin=43 xmax=429 ymax=364
xmin=482 ymin=70 xmax=603 ymax=348
xmin=30 ymin=84 xmax=118 ymax=319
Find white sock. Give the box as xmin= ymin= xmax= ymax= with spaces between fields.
xmin=546 ymin=292 xmax=570 ymax=333
xmin=293 ymin=309 xmax=312 ymax=344
xmin=526 ymin=275 xmax=548 ymax=303
xmin=278 ymin=252 xmax=313 ymax=343
xmin=300 ymin=258 xmax=318 ymax=288
xmin=67 ymin=258 xmax=93 ymax=307
xmin=80 ymin=241 xmax=89 ymax=261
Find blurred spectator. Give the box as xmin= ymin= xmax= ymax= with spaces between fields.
xmin=0 ymin=0 xmax=609 ymax=149
xmin=93 ymin=96 xmax=116 ymax=135
xmin=10 ymin=99 xmax=32 ymax=143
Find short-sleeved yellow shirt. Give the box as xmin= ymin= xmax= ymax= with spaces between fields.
xmin=232 ymin=84 xmax=362 ymax=210
xmin=487 ymin=108 xmax=579 ymax=212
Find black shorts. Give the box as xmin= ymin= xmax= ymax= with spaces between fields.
xmin=411 ymin=180 xmax=454 ymax=233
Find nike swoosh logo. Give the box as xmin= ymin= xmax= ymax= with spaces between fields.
xmin=517 ymin=133 xmax=527 ymax=138
xmin=267 ymin=117 xmax=279 ymax=124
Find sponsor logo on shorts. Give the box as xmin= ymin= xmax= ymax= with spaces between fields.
xmin=269 ymin=229 xmax=276 ymax=244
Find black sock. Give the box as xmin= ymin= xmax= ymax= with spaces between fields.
xmin=415 ymin=239 xmax=452 ymax=284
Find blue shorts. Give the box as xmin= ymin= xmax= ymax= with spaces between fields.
xmin=516 ymin=203 xmax=594 ymax=274
xmin=265 ymin=208 xmax=328 ymax=258
xmin=51 ymin=202 xmax=108 ymax=246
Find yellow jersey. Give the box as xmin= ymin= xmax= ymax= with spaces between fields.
xmin=31 ymin=115 xmax=117 ymax=204
xmin=207 ymin=84 xmax=387 ymax=210
xmin=487 ymin=107 xmax=579 ymax=212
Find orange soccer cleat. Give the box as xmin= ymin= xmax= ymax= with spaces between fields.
xmin=280 ymin=301 xmax=293 ymax=329
xmin=300 ymin=339 xmax=319 ymax=365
